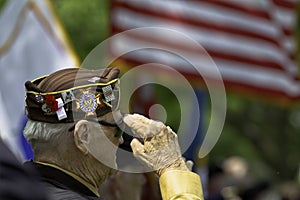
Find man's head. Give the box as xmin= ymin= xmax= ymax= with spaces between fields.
xmin=23 ymin=67 xmax=123 ymax=185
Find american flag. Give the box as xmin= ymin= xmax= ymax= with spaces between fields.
xmin=110 ymin=0 xmax=300 ymax=102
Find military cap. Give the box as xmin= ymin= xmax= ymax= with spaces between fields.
xmin=25 ymin=67 xmax=120 ymax=123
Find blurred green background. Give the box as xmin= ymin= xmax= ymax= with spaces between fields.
xmin=1 ymin=0 xmax=299 ymax=192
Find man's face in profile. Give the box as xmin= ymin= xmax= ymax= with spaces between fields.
xmin=83 ymin=111 xmax=124 ymax=168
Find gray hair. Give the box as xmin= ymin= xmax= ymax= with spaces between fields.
xmin=23 ymin=119 xmax=70 ymax=142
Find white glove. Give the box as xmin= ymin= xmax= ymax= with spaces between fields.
xmin=123 ymin=113 xmax=192 ymax=176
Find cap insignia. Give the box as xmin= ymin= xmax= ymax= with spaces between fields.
xmin=35 ymin=94 xmax=44 ymax=103
xmin=102 ymin=85 xmax=115 ymax=102
xmin=61 ymin=90 xmax=75 ymax=104
xmin=77 ymin=89 xmax=100 ymax=117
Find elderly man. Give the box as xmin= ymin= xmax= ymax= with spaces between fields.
xmin=23 ymin=67 xmax=203 ymax=200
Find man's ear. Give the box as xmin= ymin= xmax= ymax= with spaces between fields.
xmin=74 ymin=120 xmax=90 ymax=155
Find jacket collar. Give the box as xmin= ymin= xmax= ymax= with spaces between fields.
xmin=24 ymin=160 xmax=100 ymax=197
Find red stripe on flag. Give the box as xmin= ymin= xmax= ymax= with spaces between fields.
xmin=188 ymin=1 xmax=271 ymax=20
xmin=272 ymin=0 xmax=298 ymax=9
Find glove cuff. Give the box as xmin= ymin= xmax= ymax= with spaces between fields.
xmin=157 ymin=157 xmax=188 ymax=176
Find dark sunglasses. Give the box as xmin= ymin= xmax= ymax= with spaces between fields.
xmin=68 ymin=119 xmax=124 ymax=138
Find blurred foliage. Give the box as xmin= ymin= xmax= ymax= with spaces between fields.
xmin=52 ymin=0 xmax=110 ymax=61
xmin=209 ymin=94 xmax=300 ymax=182
xmin=0 ymin=0 xmax=6 ymax=11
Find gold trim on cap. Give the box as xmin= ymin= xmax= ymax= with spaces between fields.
xmin=26 ymin=78 xmax=119 ymax=95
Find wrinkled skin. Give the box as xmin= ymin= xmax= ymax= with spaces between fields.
xmin=123 ymin=113 xmax=193 ymax=176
